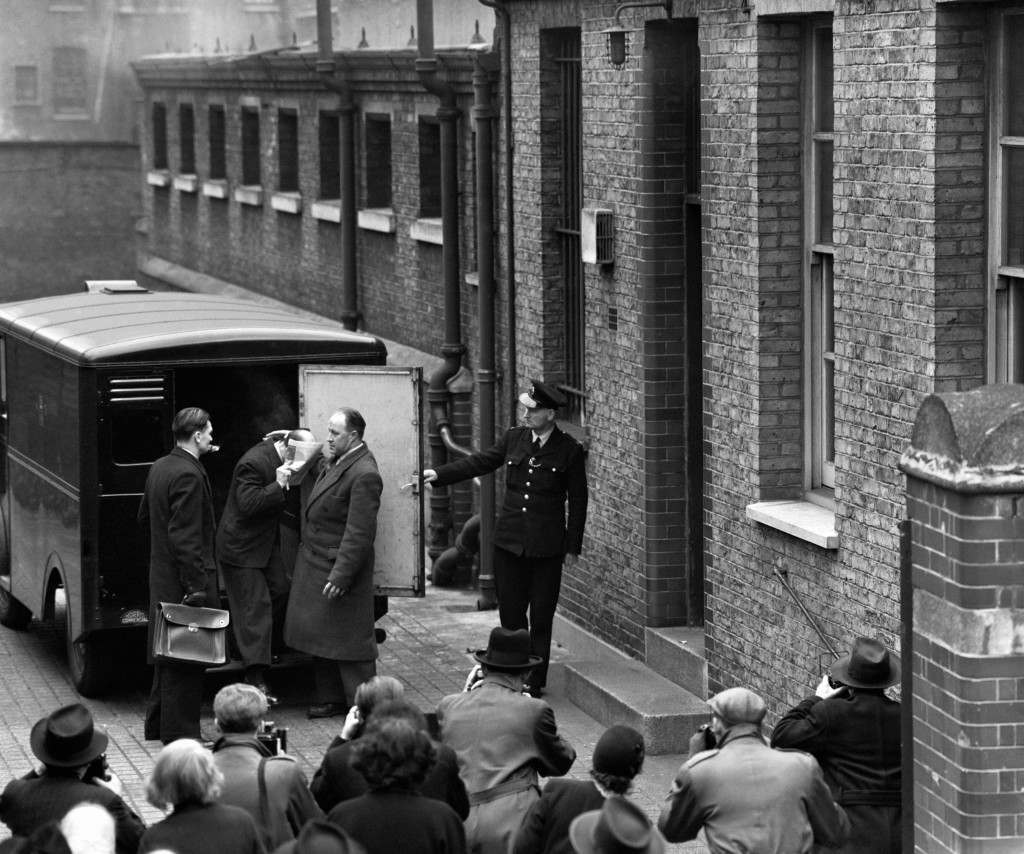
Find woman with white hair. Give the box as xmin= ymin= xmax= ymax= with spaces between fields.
xmin=138 ymin=739 xmax=265 ymax=854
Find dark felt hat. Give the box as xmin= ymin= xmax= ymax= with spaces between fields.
xmin=473 ymin=627 xmax=543 ymax=671
xmin=273 ymin=820 xmax=367 ymax=854
xmin=519 ymin=379 xmax=567 ymax=411
xmin=569 ymin=796 xmax=666 ymax=854
xmin=30 ymin=704 xmax=108 ymax=769
xmin=830 ymin=637 xmax=900 ymax=689
xmin=592 ymin=725 xmax=645 ymax=779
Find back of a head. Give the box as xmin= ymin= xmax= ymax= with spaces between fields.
xmin=591 ymin=725 xmax=645 ymax=794
xmin=147 ymin=738 xmax=223 ymax=811
xmin=289 ymin=821 xmax=368 ymax=854
xmin=214 ymin=683 xmax=268 ymax=734
xmin=352 ymin=717 xmax=436 ymax=791
xmin=364 ymin=699 xmax=429 ymax=735
xmin=60 ymin=803 xmax=115 ymax=854
xmin=353 ymin=675 xmax=404 ymax=721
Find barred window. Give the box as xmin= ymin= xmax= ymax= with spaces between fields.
xmin=365 ymin=114 xmax=392 ymax=208
xmin=278 ymin=108 xmax=299 ymax=192
xmin=241 ymin=107 xmax=261 ymax=185
xmin=152 ymin=102 xmax=168 ymax=170
xmin=179 ymin=103 xmax=195 ymax=174
xmin=418 ymin=117 xmax=441 ymax=218
xmin=319 ymin=111 xmax=340 ymax=198
xmin=53 ymin=47 xmax=87 ymax=115
xmin=208 ymin=105 xmax=226 ymax=179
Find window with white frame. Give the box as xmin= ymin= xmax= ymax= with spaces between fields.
xmin=989 ymin=11 xmax=1024 ymax=382
xmin=804 ymin=21 xmax=835 ymax=493
xmin=14 ymin=66 xmax=39 ymax=105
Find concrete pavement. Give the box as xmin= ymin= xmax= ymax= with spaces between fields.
xmin=0 ymin=581 xmax=707 ymax=851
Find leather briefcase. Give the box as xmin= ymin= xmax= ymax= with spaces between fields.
xmin=153 ymin=602 xmax=231 ymax=666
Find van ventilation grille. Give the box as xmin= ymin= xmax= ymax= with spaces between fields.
xmin=108 ymin=377 xmax=166 ymax=404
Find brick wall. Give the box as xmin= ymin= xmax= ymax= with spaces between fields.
xmin=0 ymin=142 xmax=140 ymax=300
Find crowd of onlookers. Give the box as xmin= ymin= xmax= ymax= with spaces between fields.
xmin=0 ymin=630 xmax=901 ymax=854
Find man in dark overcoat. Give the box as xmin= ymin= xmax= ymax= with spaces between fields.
xmin=771 ymin=637 xmax=902 ymax=854
xmin=283 ymin=407 xmax=382 ymax=719
xmin=423 ymin=379 xmax=588 ymax=696
xmin=138 ymin=406 xmax=220 ymax=744
xmin=216 ymin=430 xmax=313 ymax=701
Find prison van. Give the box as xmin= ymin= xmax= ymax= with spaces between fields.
xmin=0 ymin=284 xmax=424 ymax=695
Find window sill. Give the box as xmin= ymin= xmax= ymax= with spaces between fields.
xmin=410 ymin=216 xmax=442 ymax=244
xmin=746 ymin=500 xmax=839 ymax=550
xmin=53 ymin=111 xmax=90 ymax=121
xmin=312 ymin=200 xmax=341 ymax=223
xmin=359 ymin=208 xmax=396 ymax=234
xmin=202 ymin=179 xmax=228 ymax=199
xmin=173 ymin=174 xmax=197 ymax=193
xmin=13 ymin=101 xmax=42 ymax=108
xmin=465 ymin=271 xmax=479 ymax=287
xmin=234 ymin=185 xmax=263 ymax=206
xmin=271 ymin=191 xmax=302 ymax=214
xmin=146 ymin=169 xmax=171 ymax=187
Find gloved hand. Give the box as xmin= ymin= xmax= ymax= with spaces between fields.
xmin=182 ymin=591 xmax=207 ymax=608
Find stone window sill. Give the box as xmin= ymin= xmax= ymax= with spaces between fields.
xmin=312 ymin=199 xmax=341 ymax=223
xmin=271 ymin=191 xmax=302 ymax=214
xmin=359 ymin=208 xmax=396 ymax=234
xmin=173 ymin=174 xmax=197 ymax=193
xmin=146 ymin=169 xmax=171 ymax=187
xmin=53 ymin=111 xmax=90 ymax=121
xmin=410 ymin=216 xmax=442 ymax=244
xmin=203 ymin=179 xmax=228 ymax=199
xmin=746 ymin=500 xmax=839 ymax=550
xmin=234 ymin=185 xmax=263 ymax=206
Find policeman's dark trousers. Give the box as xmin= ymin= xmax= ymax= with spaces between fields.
xmin=313 ymin=657 xmax=376 ymax=706
xmin=145 ymin=661 xmax=204 ymax=744
xmin=493 ymin=547 xmax=563 ymax=687
xmin=221 ymin=550 xmax=290 ymax=671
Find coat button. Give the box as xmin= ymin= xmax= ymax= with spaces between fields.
xmin=522 ymin=507 xmax=527 ymax=512
xmin=524 ymin=494 xmax=529 ymax=499
xmin=526 ymin=481 xmax=531 ymax=487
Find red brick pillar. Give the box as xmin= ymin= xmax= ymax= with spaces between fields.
xmin=901 ymin=385 xmax=1024 ymax=853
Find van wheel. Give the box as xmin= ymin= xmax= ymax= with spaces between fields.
xmin=0 ymin=584 xmax=31 ymax=630
xmin=65 ymin=606 xmax=113 ymax=697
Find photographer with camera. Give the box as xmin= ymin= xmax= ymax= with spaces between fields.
xmin=770 ymin=637 xmax=902 ymax=854
xmin=658 ymin=687 xmax=848 ymax=854
xmin=211 ymin=684 xmax=322 ymax=849
xmin=0 ymin=704 xmax=145 ymax=854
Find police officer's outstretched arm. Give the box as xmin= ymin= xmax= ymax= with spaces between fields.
xmin=424 ymin=433 xmax=510 ymax=487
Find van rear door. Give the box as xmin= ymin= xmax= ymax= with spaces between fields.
xmin=299 ymin=365 xmax=424 ymax=597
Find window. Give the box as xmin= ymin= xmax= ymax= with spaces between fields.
xmin=319 ymin=111 xmax=340 ymax=198
xmin=804 ymin=21 xmax=834 ymax=491
xmin=52 ymin=47 xmax=87 ymax=115
xmin=209 ymin=105 xmax=226 ymax=179
xmin=365 ymin=114 xmax=392 ymax=208
xmin=152 ymin=102 xmax=168 ymax=170
xmin=278 ymin=108 xmax=298 ymax=192
xmin=14 ymin=66 xmax=39 ymax=104
xmin=418 ymin=116 xmax=441 ymax=218
xmin=990 ymin=11 xmax=1024 ymax=382
xmin=179 ymin=103 xmax=195 ymax=174
xmin=241 ymin=106 xmax=261 ymax=185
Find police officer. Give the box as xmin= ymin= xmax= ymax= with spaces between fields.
xmin=423 ymin=380 xmax=588 ymax=697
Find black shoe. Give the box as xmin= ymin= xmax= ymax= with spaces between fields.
xmin=307 ymin=702 xmax=347 ymax=719
xmin=375 ymin=627 xmax=387 ymax=644
xmin=255 ymin=684 xmax=279 ymax=706
xmin=523 ymin=684 xmax=544 ymax=699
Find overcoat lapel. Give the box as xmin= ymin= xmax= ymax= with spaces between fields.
xmin=305 ymin=444 xmax=369 ymax=511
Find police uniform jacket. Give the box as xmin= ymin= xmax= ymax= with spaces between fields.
xmin=770 ymin=690 xmax=901 ymax=854
xmin=658 ymin=726 xmax=849 ymax=854
xmin=216 ymin=439 xmax=287 ymax=568
xmin=432 ymin=426 xmax=587 ymax=557
xmin=138 ymin=447 xmax=219 ymax=659
xmin=283 ymin=444 xmax=381 ymax=661
xmin=212 ymin=734 xmax=323 ymax=849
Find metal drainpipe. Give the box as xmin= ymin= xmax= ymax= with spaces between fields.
xmin=417 ymin=0 xmax=467 ymax=567
xmin=473 ymin=55 xmax=497 ymax=609
xmin=316 ymin=0 xmax=359 ymax=331
xmin=476 ymin=0 xmax=516 ymax=416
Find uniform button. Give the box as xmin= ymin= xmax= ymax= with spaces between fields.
xmin=524 ymin=494 xmax=529 ymax=499
xmin=526 ymin=481 xmax=531 ymax=487
xmin=522 ymin=507 xmax=527 ymax=512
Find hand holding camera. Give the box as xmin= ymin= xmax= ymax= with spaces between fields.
xmin=340 ymin=706 xmax=362 ymax=741
xmin=815 ymin=672 xmax=848 ymax=699
xmin=687 ymin=724 xmax=717 ymax=758
xmin=463 ymin=664 xmax=484 ymax=693
xmin=256 ymin=721 xmax=288 ymax=756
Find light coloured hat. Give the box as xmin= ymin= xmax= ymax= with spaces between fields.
xmin=707 ymin=687 xmax=767 ymax=726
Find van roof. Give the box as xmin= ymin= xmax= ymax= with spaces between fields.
xmin=0 ymin=292 xmax=387 ymax=365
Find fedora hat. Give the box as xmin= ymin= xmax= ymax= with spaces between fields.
xmin=569 ymin=796 xmax=665 ymax=854
xmin=829 ymin=637 xmax=900 ymax=689
xmin=30 ymin=704 xmax=107 ymax=769
xmin=473 ymin=627 xmax=543 ymax=671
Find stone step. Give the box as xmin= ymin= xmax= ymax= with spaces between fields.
xmin=645 ymin=626 xmax=708 ymax=698
xmin=563 ymin=658 xmax=710 ymax=755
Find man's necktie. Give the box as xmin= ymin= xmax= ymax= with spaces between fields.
xmin=531 ymin=437 xmax=541 ymax=454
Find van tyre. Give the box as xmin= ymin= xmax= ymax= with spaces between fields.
xmin=0 ymin=585 xmax=31 ymax=630
xmin=65 ymin=607 xmax=114 ymax=697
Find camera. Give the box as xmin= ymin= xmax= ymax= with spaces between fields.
xmin=698 ymin=724 xmax=717 ymax=750
xmin=257 ymin=721 xmax=288 ymax=756
xmin=83 ymin=754 xmax=110 ymax=783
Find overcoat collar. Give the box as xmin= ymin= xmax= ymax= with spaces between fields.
xmin=307 ymin=442 xmax=370 ymax=507
xmin=171 ymin=446 xmax=210 ymax=491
